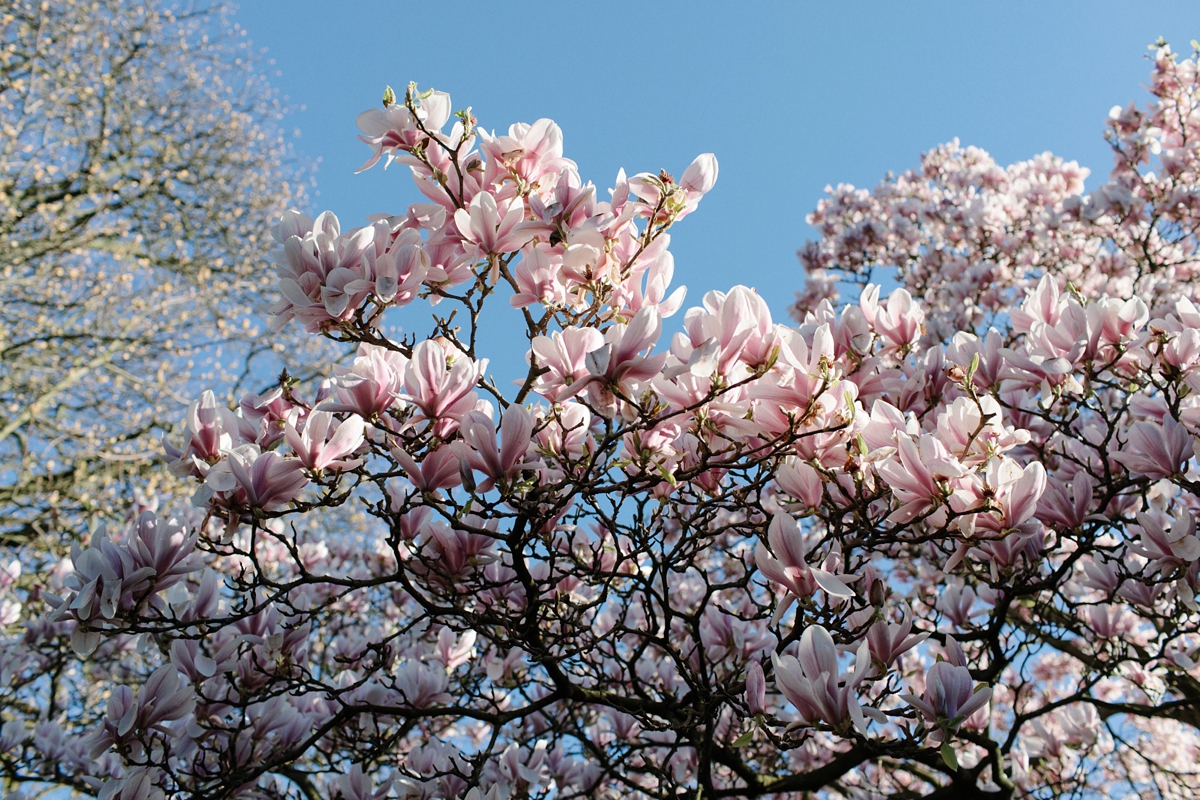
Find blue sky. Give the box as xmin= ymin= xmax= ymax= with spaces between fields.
xmin=234 ymin=1 xmax=1200 ymax=376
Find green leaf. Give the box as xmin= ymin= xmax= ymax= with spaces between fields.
xmin=941 ymin=741 xmax=959 ymax=771
xmin=382 ymin=85 xmax=396 ymax=108
xmin=657 ymin=463 xmax=678 ymax=487
xmin=731 ymin=728 xmax=754 ymax=747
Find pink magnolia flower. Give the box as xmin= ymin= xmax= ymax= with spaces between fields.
xmin=1078 ymin=555 xmax=1122 ymax=594
xmin=285 ymin=410 xmax=366 ymax=472
xmin=88 ymin=665 xmax=195 ymax=759
xmin=532 ymin=402 xmax=594 ymax=462
xmin=568 ymin=307 xmax=668 ymax=415
xmin=771 ymin=625 xmax=878 ymax=732
xmin=680 ymin=153 xmax=719 ymax=205
xmin=937 ymin=582 xmax=981 ymax=629
xmin=371 ymin=237 xmax=429 ymax=306
xmin=125 ymin=512 xmax=204 ymax=592
xmin=621 ymin=420 xmax=681 ymax=468
xmin=676 ymin=286 xmax=773 ymax=377
xmin=1111 ymin=415 xmax=1193 ymax=479
xmin=169 ymin=636 xmax=239 ymax=681
xmin=325 ymin=343 xmax=409 ymax=420
xmin=861 ymin=285 xmax=925 ymax=352
xmin=976 ymin=460 xmax=1047 ymax=534
xmin=0 ymin=720 xmax=25 ymax=754
xmin=902 ymin=660 xmax=992 ymax=741
xmin=750 ymin=324 xmax=840 ymax=436
xmin=558 ymin=224 xmax=608 ymax=287
xmin=944 ymin=328 xmax=1007 ymax=390
xmin=208 ymin=446 xmax=309 ymax=511
xmin=1026 ymin=704 xmax=1102 ymax=761
xmin=859 ymin=400 xmax=917 ymax=454
xmin=1036 ymin=470 xmax=1094 ymax=530
xmin=496 ymin=741 xmax=551 ymax=792
xmin=402 ymin=340 xmax=487 ymax=438
xmin=389 ymin=444 xmax=463 ymax=494
xmin=433 ymin=627 xmax=478 ymax=672
xmin=597 ymin=309 xmax=668 ymax=386
xmin=530 ymin=327 xmax=605 ymax=403
xmin=45 ymin=513 xmax=201 ymax=655
xmin=865 ymin=613 xmax=929 ymax=675
xmin=698 ymin=606 xmax=774 ymax=665
xmin=754 ymin=512 xmax=854 ymax=604
xmin=876 ymin=435 xmax=967 ymax=524
xmin=163 ymin=390 xmax=237 ymax=479
xmin=1131 ymin=511 xmax=1200 ymax=573
xmin=1081 ymin=603 xmax=1132 ymax=639
xmin=355 ymin=90 xmax=451 ymax=172
xmin=395 ymin=660 xmax=451 ymax=709
xmin=422 ymin=226 xmax=477 ymax=295
xmin=511 ymin=245 xmax=568 ymax=309
xmin=1010 ymin=275 xmax=1069 ymax=335
xmin=238 ymin=387 xmax=295 ymax=448
xmin=270 ymin=210 xmax=378 ymax=332
xmin=462 ymin=789 xmax=505 ymax=800
xmin=775 ymin=459 xmax=824 ymax=510
xmin=1158 ymin=301 xmax=1200 ymax=371
xmin=1090 ymin=295 xmax=1149 ymax=352
xmin=416 ymin=520 xmax=498 ymax=578
xmin=478 ymin=118 xmax=574 ymax=189
xmin=96 ymin=766 xmax=168 ymax=800
xmin=934 ymin=395 xmax=1029 ymax=466
xmin=627 ymin=153 xmax=718 ymax=220
xmin=611 ymin=249 xmax=686 ymax=319
xmin=453 ymin=406 xmax=540 ymax=492
xmin=335 ymin=763 xmax=394 ymax=800
xmin=454 ymin=192 xmax=538 ymax=264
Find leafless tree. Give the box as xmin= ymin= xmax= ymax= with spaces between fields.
xmin=0 ymin=0 xmax=319 ymax=544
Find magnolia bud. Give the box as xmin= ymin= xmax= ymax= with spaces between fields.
xmin=869 ymin=578 xmax=887 ymax=608
xmin=745 ymin=661 xmax=766 ymax=716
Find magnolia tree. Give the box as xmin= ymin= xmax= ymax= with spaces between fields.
xmin=7 ymin=43 xmax=1200 ymax=800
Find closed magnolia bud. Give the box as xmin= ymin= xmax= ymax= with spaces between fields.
xmin=869 ymin=578 xmax=887 ymax=608
xmin=745 ymin=661 xmax=766 ymax=716
xmin=458 ymin=452 xmax=477 ymax=494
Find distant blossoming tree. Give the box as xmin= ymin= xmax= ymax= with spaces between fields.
xmin=0 ymin=0 xmax=315 ymax=545
xmin=6 ymin=39 xmax=1200 ymax=800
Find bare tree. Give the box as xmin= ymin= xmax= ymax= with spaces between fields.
xmin=0 ymin=0 xmax=318 ymax=544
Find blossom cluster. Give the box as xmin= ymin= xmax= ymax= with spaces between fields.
xmin=797 ymin=44 xmax=1200 ymax=346
xmin=4 ymin=51 xmax=1200 ymax=800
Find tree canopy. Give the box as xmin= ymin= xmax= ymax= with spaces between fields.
xmin=4 ymin=29 xmax=1200 ymax=800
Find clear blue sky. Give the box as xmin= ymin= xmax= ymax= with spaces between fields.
xmin=234 ymin=0 xmax=1200 ymax=375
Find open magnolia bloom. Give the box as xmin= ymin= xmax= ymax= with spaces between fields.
xmin=12 ymin=45 xmax=1200 ymax=800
